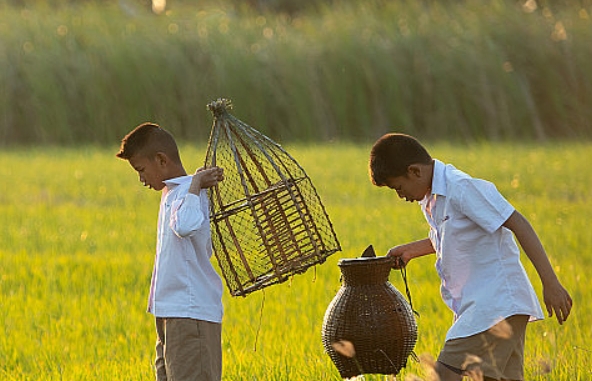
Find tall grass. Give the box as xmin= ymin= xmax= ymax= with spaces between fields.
xmin=1 ymin=0 xmax=591 ymax=145
xmin=1 ymin=142 xmax=590 ymax=379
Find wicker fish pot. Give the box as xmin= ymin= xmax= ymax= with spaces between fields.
xmin=322 ymin=256 xmax=417 ymax=379
xmin=204 ymin=99 xmax=341 ymax=297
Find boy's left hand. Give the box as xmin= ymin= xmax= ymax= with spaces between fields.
xmin=543 ymin=280 xmax=573 ymax=324
xmin=190 ymin=166 xmax=224 ymax=193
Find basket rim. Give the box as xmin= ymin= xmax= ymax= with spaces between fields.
xmin=338 ymin=256 xmax=395 ymax=267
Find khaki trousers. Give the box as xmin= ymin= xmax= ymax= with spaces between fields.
xmin=438 ymin=315 xmax=529 ymax=380
xmin=155 ymin=318 xmax=222 ymax=381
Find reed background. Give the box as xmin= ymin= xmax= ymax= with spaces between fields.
xmin=1 ymin=0 xmax=592 ymax=145
xmin=1 ymin=142 xmax=590 ymax=380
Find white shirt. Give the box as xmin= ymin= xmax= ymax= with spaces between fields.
xmin=147 ymin=175 xmax=223 ymax=323
xmin=421 ymin=160 xmax=544 ymax=341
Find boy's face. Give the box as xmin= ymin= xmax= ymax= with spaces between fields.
xmin=128 ymin=153 xmax=167 ymax=191
xmin=383 ymin=164 xmax=432 ymax=202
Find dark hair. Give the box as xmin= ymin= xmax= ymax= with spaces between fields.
xmin=369 ymin=133 xmax=432 ymax=186
xmin=116 ymin=122 xmax=181 ymax=164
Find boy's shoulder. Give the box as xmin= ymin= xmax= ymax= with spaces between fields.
xmin=440 ymin=161 xmax=470 ymax=180
xmin=441 ymin=162 xmax=494 ymax=187
xmin=439 ymin=162 xmax=500 ymax=201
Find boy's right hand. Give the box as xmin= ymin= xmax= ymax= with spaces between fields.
xmin=387 ymin=246 xmax=409 ymax=269
xmin=386 ymin=238 xmax=436 ymax=268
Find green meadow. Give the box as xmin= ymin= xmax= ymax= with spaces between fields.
xmin=0 ymin=142 xmax=590 ymax=380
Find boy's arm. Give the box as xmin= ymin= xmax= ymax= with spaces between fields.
xmin=503 ymin=210 xmax=573 ymax=324
xmin=171 ymin=167 xmax=224 ymax=237
xmin=386 ymin=238 xmax=435 ymax=268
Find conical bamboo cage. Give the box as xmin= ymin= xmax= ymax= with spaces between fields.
xmin=204 ymin=99 xmax=341 ymax=297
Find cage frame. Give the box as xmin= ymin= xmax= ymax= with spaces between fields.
xmin=204 ymin=99 xmax=341 ymax=296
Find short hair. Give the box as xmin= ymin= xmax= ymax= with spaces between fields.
xmin=116 ymin=122 xmax=181 ymax=164
xmin=369 ymin=133 xmax=432 ymax=186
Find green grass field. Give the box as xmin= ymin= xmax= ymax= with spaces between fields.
xmin=1 ymin=142 xmax=590 ymax=380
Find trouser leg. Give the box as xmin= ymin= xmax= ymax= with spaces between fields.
xmin=155 ymin=318 xmax=167 ymax=381
xmin=155 ymin=317 xmax=222 ymax=381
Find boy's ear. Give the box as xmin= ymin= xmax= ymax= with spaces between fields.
xmin=154 ymin=151 xmax=168 ymax=167
xmin=406 ymin=164 xmax=422 ymax=178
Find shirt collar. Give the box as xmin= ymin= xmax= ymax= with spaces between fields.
xmin=431 ymin=159 xmax=447 ymax=197
xmin=163 ymin=175 xmax=193 ymax=189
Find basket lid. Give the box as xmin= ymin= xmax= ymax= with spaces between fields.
xmin=338 ymin=256 xmax=395 ymax=267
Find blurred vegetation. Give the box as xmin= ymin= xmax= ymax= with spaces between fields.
xmin=1 ymin=0 xmax=592 ymax=145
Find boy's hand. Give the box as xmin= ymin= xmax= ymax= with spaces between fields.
xmin=386 ymin=245 xmax=410 ymax=269
xmin=189 ymin=166 xmax=224 ymax=194
xmin=543 ymin=280 xmax=573 ymax=324
xmin=386 ymin=238 xmax=436 ymax=269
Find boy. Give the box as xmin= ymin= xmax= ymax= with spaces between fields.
xmin=117 ymin=122 xmax=225 ymax=381
xmin=368 ymin=133 xmax=572 ymax=381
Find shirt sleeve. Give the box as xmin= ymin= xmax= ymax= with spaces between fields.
xmin=169 ymin=192 xmax=208 ymax=238
xmin=457 ymin=178 xmax=515 ymax=234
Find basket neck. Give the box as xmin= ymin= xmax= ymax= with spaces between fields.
xmin=338 ymin=257 xmax=393 ymax=286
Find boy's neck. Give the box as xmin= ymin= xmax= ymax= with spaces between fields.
xmin=163 ymin=165 xmax=187 ymax=182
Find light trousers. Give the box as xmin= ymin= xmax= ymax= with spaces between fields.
xmin=155 ymin=317 xmax=222 ymax=381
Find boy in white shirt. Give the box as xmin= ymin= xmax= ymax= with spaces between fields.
xmin=368 ymin=133 xmax=572 ymax=381
xmin=117 ymin=122 xmax=225 ymax=381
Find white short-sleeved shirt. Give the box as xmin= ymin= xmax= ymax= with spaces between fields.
xmin=147 ymin=175 xmax=223 ymax=323
xmin=421 ymin=160 xmax=544 ymax=341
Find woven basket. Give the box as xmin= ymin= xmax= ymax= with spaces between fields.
xmin=322 ymin=255 xmax=417 ymax=378
xmin=204 ymin=99 xmax=341 ymax=297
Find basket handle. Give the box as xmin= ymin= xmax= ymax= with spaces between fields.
xmin=361 ymin=244 xmax=417 ymax=315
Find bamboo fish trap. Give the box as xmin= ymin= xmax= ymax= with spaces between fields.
xmin=204 ymin=99 xmax=341 ymax=297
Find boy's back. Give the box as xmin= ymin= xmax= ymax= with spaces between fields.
xmin=424 ymin=160 xmax=543 ymax=341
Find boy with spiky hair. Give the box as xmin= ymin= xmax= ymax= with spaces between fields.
xmin=369 ymin=133 xmax=572 ymax=381
xmin=117 ymin=122 xmax=225 ymax=381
